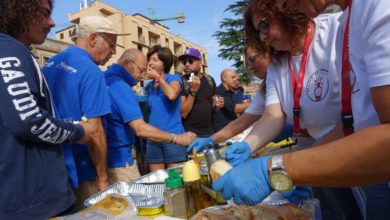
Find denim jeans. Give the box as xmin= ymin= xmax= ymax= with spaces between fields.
xmin=363 ymin=183 xmax=390 ymax=220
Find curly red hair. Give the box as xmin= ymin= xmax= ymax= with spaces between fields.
xmin=244 ymin=0 xmax=309 ymax=50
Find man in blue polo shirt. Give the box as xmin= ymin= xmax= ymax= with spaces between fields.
xmin=104 ymin=49 xmax=196 ymax=183
xmin=43 ymin=16 xmax=127 ymax=211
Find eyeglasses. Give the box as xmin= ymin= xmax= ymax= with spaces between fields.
xmin=97 ymin=33 xmax=117 ymax=48
xmin=129 ymin=60 xmax=147 ymax=74
xmin=256 ymin=18 xmax=270 ymax=35
xmin=247 ymin=53 xmax=262 ymax=65
xmin=181 ymin=59 xmax=194 ymax=65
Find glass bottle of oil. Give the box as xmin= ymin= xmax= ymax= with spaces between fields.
xmin=183 ymin=160 xmax=212 ymax=217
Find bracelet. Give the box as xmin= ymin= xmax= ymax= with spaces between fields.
xmin=170 ymin=133 xmax=177 ymax=144
xmin=155 ymin=74 xmax=161 ymax=83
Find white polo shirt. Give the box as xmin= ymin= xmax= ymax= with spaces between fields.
xmin=342 ymin=0 xmax=390 ymax=131
xmin=245 ymin=90 xmax=266 ymax=115
xmin=266 ymin=12 xmax=343 ymax=141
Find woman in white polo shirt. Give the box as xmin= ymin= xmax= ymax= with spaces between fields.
xmin=220 ymin=0 xmax=362 ymax=218
xmin=225 ymin=0 xmax=344 ymax=170
xmin=213 ymin=0 xmax=390 ymax=216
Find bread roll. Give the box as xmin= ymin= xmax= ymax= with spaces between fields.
xmin=209 ymin=159 xmax=233 ymax=182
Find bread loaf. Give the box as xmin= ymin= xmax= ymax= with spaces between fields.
xmin=191 ymin=203 xmax=307 ymax=220
xmin=209 ymin=159 xmax=233 ymax=182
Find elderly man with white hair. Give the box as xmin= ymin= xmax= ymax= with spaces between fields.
xmin=43 ymin=15 xmax=129 ymax=211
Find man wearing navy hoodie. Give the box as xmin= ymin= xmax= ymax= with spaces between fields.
xmin=104 ymin=49 xmax=196 ymax=183
xmin=0 ymin=0 xmax=93 ymax=219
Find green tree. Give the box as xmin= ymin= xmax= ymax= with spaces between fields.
xmin=214 ymin=0 xmax=250 ymax=84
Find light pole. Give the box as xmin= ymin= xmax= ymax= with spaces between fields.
xmin=153 ymin=12 xmax=185 ymax=23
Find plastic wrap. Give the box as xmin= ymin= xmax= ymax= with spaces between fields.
xmin=52 ymin=194 xmax=137 ymax=220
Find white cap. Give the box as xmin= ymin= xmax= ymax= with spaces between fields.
xmin=77 ymin=16 xmax=130 ymax=36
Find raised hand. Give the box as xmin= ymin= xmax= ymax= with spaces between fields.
xmin=189 ymin=75 xmax=201 ymax=92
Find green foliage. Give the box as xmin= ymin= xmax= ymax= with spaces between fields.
xmin=214 ymin=0 xmax=250 ymax=84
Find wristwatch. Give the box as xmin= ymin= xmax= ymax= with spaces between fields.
xmin=189 ymin=91 xmax=197 ymax=97
xmin=268 ymin=155 xmax=293 ymax=192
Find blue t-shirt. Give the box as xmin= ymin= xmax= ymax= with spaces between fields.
xmin=147 ymin=74 xmax=184 ymax=134
xmin=43 ymin=46 xmax=111 ymax=187
xmin=104 ymin=64 xmax=143 ymax=168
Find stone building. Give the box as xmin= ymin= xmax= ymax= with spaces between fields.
xmin=32 ymin=0 xmax=208 ymax=74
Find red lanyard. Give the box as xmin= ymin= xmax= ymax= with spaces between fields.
xmin=288 ymin=20 xmax=314 ymax=136
xmin=341 ymin=0 xmax=354 ymax=136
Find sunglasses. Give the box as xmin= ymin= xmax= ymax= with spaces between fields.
xmin=181 ymin=59 xmax=194 ymax=65
xmin=247 ymin=53 xmax=262 ymax=65
xmin=256 ymin=18 xmax=270 ymax=35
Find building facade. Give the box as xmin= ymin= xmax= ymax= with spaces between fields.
xmin=31 ymin=38 xmax=71 ymax=67
xmin=53 ymin=0 xmax=208 ymax=74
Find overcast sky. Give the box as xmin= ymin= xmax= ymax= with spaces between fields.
xmin=49 ymin=0 xmax=240 ymax=85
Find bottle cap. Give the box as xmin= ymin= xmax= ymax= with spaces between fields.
xmin=182 ymin=160 xmax=201 ymax=182
xmin=165 ymin=170 xmax=184 ymax=188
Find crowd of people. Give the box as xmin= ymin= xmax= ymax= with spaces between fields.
xmin=1 ymin=0 xmax=390 ymax=219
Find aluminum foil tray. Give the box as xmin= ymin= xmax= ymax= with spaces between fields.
xmin=128 ymin=182 xmax=164 ymax=196
xmin=84 ymin=181 xmax=164 ymax=207
xmin=131 ymin=194 xmax=164 ymax=208
xmin=84 ymin=182 xmax=131 ymax=207
xmin=133 ymin=169 xmax=168 ymax=184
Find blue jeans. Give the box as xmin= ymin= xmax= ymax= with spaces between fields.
xmin=363 ymin=183 xmax=390 ymax=220
xmin=146 ymin=141 xmax=187 ymax=164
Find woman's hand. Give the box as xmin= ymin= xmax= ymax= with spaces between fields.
xmin=145 ymin=67 xmax=160 ymax=80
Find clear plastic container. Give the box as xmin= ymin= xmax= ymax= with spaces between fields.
xmin=163 ymin=170 xmax=188 ymax=219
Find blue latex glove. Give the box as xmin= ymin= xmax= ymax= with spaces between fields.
xmin=223 ymin=141 xmax=251 ymax=167
xmin=212 ymin=156 xmax=272 ymax=205
xmin=282 ymin=186 xmax=312 ymax=205
xmin=187 ymin=136 xmax=215 ymax=153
